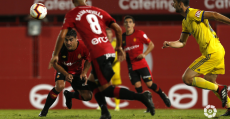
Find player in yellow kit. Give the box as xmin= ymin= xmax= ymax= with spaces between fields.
xmin=107 ymin=28 xmax=122 ymax=111
xmin=163 ymin=0 xmax=230 ymax=116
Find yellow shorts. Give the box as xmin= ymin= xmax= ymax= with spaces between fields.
xmin=111 ymin=62 xmax=122 ymax=85
xmin=189 ymin=47 xmax=225 ymax=75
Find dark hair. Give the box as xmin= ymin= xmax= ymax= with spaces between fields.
xmin=66 ymin=28 xmax=77 ymax=38
xmin=177 ymin=0 xmax=190 ymax=6
xmin=124 ymin=15 xmax=135 ymax=23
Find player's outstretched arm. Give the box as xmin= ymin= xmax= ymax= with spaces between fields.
xmin=162 ymin=33 xmax=189 ymax=49
xmin=48 ymin=29 xmax=68 ymax=69
xmin=204 ymin=11 xmax=230 ymax=25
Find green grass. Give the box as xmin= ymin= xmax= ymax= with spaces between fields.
xmin=0 ymin=109 xmax=229 ymax=119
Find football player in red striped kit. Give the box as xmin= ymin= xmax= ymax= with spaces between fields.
xmin=48 ymin=0 xmax=155 ymax=118
xmin=122 ymin=15 xmax=171 ymax=112
xmin=39 ymin=29 xmax=93 ymax=117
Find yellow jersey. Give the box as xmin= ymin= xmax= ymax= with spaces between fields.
xmin=111 ymin=38 xmax=118 ymax=63
xmin=182 ymin=8 xmax=223 ymax=56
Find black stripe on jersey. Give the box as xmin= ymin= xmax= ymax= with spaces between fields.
xmin=60 ymin=44 xmax=68 ymax=61
xmin=122 ymin=32 xmax=126 ymax=47
xmin=126 ymin=53 xmax=132 ymax=70
xmin=191 ymin=54 xmax=211 ymax=70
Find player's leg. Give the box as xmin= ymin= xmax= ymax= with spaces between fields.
xmin=39 ymin=73 xmax=65 ymax=117
xmin=87 ymin=73 xmax=111 ymax=119
xmin=204 ymin=63 xmax=230 ymax=116
xmin=111 ymin=80 xmax=122 ymax=111
xmin=138 ymin=67 xmax=171 ymax=107
xmin=129 ymin=69 xmax=143 ymax=93
xmin=184 ymin=54 xmax=227 ymax=107
xmin=129 ymin=69 xmax=151 ymax=113
xmin=92 ymin=56 xmax=155 ymax=116
xmin=63 ymin=75 xmax=92 ymax=109
xmin=111 ymin=63 xmax=122 ymax=111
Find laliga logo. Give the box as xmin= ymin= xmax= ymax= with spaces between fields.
xmin=204 ymin=105 xmax=217 ymax=118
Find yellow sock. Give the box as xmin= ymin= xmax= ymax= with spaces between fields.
xmin=213 ymin=91 xmax=230 ymax=108
xmin=192 ymin=77 xmax=218 ymax=91
xmin=115 ymin=98 xmax=120 ymax=107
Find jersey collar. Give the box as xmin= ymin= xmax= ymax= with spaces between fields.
xmin=185 ymin=7 xmax=190 ymax=20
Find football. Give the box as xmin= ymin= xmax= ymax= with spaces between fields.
xmin=30 ymin=3 xmax=47 ymax=20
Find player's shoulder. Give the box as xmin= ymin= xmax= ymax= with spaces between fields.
xmin=187 ymin=8 xmax=202 ymax=18
xmin=135 ymin=29 xmax=145 ymax=34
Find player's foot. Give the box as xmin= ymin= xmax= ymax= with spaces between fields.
xmin=217 ymin=85 xmax=228 ymax=107
xmin=221 ymin=108 xmax=230 ymax=116
xmin=160 ymin=92 xmax=171 ymax=107
xmin=144 ymin=92 xmax=152 ymax=113
xmin=142 ymin=91 xmax=155 ymax=116
xmin=96 ymin=106 xmax=101 ymax=110
xmin=38 ymin=110 xmax=48 ymax=117
xmin=64 ymin=90 xmax=72 ymax=109
xmin=100 ymin=113 xmax=111 ymax=119
xmin=114 ymin=106 xmax=120 ymax=111
xmin=144 ymin=108 xmax=150 ymax=113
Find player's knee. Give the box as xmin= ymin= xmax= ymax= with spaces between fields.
xmin=146 ymin=81 xmax=153 ymax=88
xmin=182 ymin=75 xmax=193 ymax=86
xmin=82 ymin=93 xmax=92 ymax=101
xmin=56 ymin=84 xmax=65 ymax=92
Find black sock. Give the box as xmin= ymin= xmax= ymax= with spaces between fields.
xmin=102 ymin=86 xmax=145 ymax=101
xmin=135 ymin=86 xmax=143 ymax=93
xmin=43 ymin=88 xmax=60 ymax=111
xmin=94 ymin=89 xmax=109 ymax=115
xmin=149 ymin=83 xmax=163 ymax=95
xmin=102 ymin=86 xmax=150 ymax=108
xmin=67 ymin=91 xmax=84 ymax=100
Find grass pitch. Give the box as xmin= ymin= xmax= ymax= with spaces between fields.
xmin=0 ymin=109 xmax=229 ymax=119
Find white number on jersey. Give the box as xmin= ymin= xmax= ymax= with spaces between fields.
xmin=86 ymin=14 xmax=102 ymax=34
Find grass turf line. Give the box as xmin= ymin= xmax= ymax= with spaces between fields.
xmin=0 ymin=109 xmax=228 ymax=119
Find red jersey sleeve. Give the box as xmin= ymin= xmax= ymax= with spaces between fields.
xmin=139 ymin=31 xmax=151 ymax=44
xmin=100 ymin=9 xmax=116 ymax=27
xmin=62 ymin=12 xmax=75 ymax=29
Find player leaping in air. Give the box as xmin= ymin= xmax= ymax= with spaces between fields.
xmin=48 ymin=0 xmax=155 ymax=118
xmin=162 ymin=0 xmax=230 ymax=116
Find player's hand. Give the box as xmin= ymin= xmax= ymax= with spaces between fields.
xmin=65 ymin=74 xmax=73 ymax=83
xmin=80 ymin=73 xmax=88 ymax=85
xmin=162 ymin=41 xmax=170 ymax=49
xmin=115 ymin=47 xmax=126 ymax=62
xmin=137 ymin=54 xmax=146 ymax=59
xmin=48 ymin=55 xmax=59 ymax=69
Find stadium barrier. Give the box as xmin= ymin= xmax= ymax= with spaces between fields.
xmin=0 ymin=25 xmax=230 ymax=109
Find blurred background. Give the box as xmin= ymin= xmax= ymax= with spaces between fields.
xmin=0 ymin=0 xmax=230 ymax=110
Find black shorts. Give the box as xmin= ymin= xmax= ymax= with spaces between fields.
xmin=55 ymin=72 xmax=90 ymax=91
xmin=91 ymin=54 xmax=115 ymax=86
xmin=128 ymin=67 xmax=153 ymax=85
